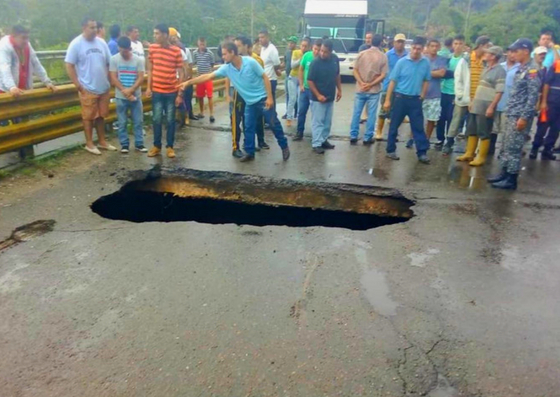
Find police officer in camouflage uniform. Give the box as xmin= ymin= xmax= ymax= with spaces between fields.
xmin=487 ymin=39 xmax=541 ymax=190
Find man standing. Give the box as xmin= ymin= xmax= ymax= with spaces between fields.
xmin=530 ymin=54 xmax=560 ymax=160
xmin=438 ymin=38 xmax=453 ymax=59
xmin=286 ymin=37 xmax=306 ymax=127
xmin=0 ymin=25 xmax=56 ymax=96
xmin=535 ymin=30 xmax=559 ymax=69
xmin=349 ymin=34 xmax=388 ymax=145
xmin=96 ymin=22 xmax=106 ymax=41
xmin=108 ymin=25 xmax=121 ymax=56
xmin=457 ymin=46 xmax=505 ymax=166
xmin=178 ymin=42 xmax=290 ymax=162
xmin=126 ymin=26 xmax=145 ymax=63
xmin=193 ymin=37 xmax=216 ymax=122
xmin=375 ymin=33 xmax=408 ymax=140
xmin=492 ymin=48 xmax=519 ymax=157
xmin=488 ymin=39 xmax=541 ymax=190
xmin=421 ymin=39 xmax=448 ymax=144
xmin=109 ymin=36 xmax=146 ymax=154
xmin=259 ymin=30 xmax=281 ymax=110
xmin=307 ymin=40 xmax=342 ymax=154
xmin=65 ymin=18 xmax=116 ymax=155
xmin=358 ymin=32 xmax=373 ymax=52
xmin=444 ymin=36 xmax=491 ymax=154
xmin=383 ymin=36 xmax=431 ymax=164
xmin=294 ymin=39 xmax=321 ymax=141
xmin=437 ymin=35 xmax=464 ymax=151
xmin=146 ymin=24 xmax=184 ymax=158
xmin=283 ymin=36 xmax=297 ymax=120
xmin=169 ymin=28 xmax=194 ymax=126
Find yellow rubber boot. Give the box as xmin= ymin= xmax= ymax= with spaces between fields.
xmin=456 ymin=136 xmax=478 ymax=162
xmin=469 ymin=139 xmax=490 ymax=166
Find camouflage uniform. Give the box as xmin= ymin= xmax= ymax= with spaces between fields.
xmin=500 ymin=60 xmax=541 ymax=174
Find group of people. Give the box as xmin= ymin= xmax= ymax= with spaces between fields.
xmin=1 ymin=20 xmax=560 ymax=191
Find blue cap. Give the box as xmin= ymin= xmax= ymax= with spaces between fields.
xmin=508 ymin=38 xmax=534 ymax=52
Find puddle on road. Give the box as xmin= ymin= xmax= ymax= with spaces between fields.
xmin=360 ymin=268 xmax=398 ymax=316
xmin=0 ymin=220 xmax=56 ymax=252
xmin=92 ymin=169 xmax=414 ymax=231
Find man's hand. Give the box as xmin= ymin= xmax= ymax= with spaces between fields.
xmin=317 ymin=94 xmax=327 ymax=103
xmin=45 ymin=83 xmax=57 ymax=92
xmin=264 ymin=96 xmax=274 ymax=110
xmin=300 ymin=85 xmax=305 ymax=93
xmin=516 ymin=118 xmax=528 ymax=131
xmin=145 ymin=88 xmax=152 ymax=98
xmin=175 ymin=95 xmax=183 ymax=107
xmin=336 ymin=89 xmax=342 ymax=102
xmin=359 ymin=81 xmax=370 ymax=92
xmin=176 ymin=81 xmax=189 ymax=91
xmin=9 ymin=87 xmax=24 ymax=97
xmin=128 ymin=95 xmax=137 ymax=101
xmin=383 ymin=100 xmax=391 ymax=112
xmin=486 ymin=106 xmax=495 ymax=118
xmin=121 ymin=87 xmax=133 ymax=97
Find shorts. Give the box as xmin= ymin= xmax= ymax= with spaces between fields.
xmin=492 ymin=111 xmax=507 ymax=134
xmin=79 ymin=90 xmax=110 ymax=121
xmin=378 ymin=92 xmax=393 ymax=119
xmin=196 ymin=80 xmax=214 ymax=98
xmin=466 ymin=113 xmax=494 ymax=140
xmin=422 ymin=98 xmax=442 ymax=122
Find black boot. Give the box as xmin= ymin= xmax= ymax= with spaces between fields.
xmin=529 ymin=147 xmax=538 ymax=160
xmin=542 ymin=150 xmax=557 ymax=161
xmin=488 ymin=133 xmax=498 ymax=155
xmin=491 ymin=173 xmax=518 ymax=190
xmin=487 ymin=167 xmax=508 ymax=183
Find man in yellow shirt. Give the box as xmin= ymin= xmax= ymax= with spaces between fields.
xmin=286 ymin=37 xmax=308 ymax=127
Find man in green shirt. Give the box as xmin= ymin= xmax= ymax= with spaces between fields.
xmin=439 ymin=35 xmax=465 ymax=152
xmin=294 ymin=39 xmax=321 ymax=141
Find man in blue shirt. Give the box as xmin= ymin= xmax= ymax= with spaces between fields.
xmin=178 ymin=42 xmax=289 ymax=163
xmin=375 ymin=33 xmax=408 ymax=140
xmin=382 ymin=36 xmax=431 ymax=163
xmin=534 ymin=30 xmax=559 ymax=69
xmin=108 ymin=25 xmax=120 ymax=56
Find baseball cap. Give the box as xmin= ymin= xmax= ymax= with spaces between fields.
xmin=534 ymin=46 xmax=548 ymax=55
xmin=484 ymin=45 xmax=504 ymax=58
xmin=508 ymin=38 xmax=533 ymax=52
xmin=394 ymin=33 xmax=406 ymax=42
xmin=287 ymin=36 xmax=298 ymax=43
xmin=474 ymin=35 xmax=491 ymax=48
xmin=169 ymin=27 xmax=181 ymax=38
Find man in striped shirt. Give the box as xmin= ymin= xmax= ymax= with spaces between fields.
xmin=194 ymin=37 xmax=216 ymax=122
xmin=146 ymin=24 xmax=184 ymax=159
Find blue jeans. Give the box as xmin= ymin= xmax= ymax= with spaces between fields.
xmin=152 ymin=92 xmax=177 ymax=148
xmin=436 ymin=93 xmax=454 ymax=142
xmin=116 ymin=98 xmax=144 ymax=148
xmin=350 ymin=92 xmax=380 ymax=141
xmin=297 ymin=88 xmax=312 ymax=134
xmin=310 ymin=101 xmax=334 ymax=148
xmin=244 ymin=97 xmax=288 ymax=155
xmin=387 ymin=94 xmax=430 ymax=157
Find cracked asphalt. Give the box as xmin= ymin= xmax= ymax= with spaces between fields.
xmin=1 ymin=84 xmax=560 ymax=396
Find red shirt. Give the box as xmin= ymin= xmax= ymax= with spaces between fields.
xmin=148 ymin=44 xmax=182 ymax=94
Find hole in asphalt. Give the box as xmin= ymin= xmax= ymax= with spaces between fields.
xmin=91 ymin=169 xmax=414 ymax=231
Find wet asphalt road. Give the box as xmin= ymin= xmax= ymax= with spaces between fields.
xmin=1 ymin=84 xmax=560 ymax=396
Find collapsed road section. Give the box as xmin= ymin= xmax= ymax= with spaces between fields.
xmin=91 ymin=168 xmax=414 ymax=230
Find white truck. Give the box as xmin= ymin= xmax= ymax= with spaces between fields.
xmin=300 ymin=0 xmax=385 ymax=76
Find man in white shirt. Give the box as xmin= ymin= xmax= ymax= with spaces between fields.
xmin=126 ymin=26 xmax=145 ymax=64
xmin=259 ymin=29 xmax=281 ymax=112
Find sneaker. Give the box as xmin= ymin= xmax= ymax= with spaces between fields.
xmin=232 ymin=149 xmax=244 ymax=158
xmin=209 ymin=116 xmax=215 ymax=123
xmin=442 ymin=145 xmax=453 ymax=156
xmin=85 ymin=145 xmax=101 ymax=155
xmin=282 ymin=147 xmax=290 ymax=161
xmin=363 ymin=138 xmax=374 ymax=146
xmin=239 ymin=154 xmax=255 ymax=162
xmin=121 ymin=147 xmax=129 ymax=154
xmin=147 ymin=147 xmax=161 ymax=157
xmin=313 ymin=147 xmax=325 ymax=154
xmin=166 ymin=147 xmax=176 ymax=158
xmin=259 ymin=142 xmax=270 ymax=150
xmin=405 ymin=139 xmax=414 ymax=149
xmin=99 ymin=144 xmax=117 ymax=151
xmin=418 ymin=154 xmax=431 ymax=164
xmin=135 ymin=146 xmax=148 ymax=153
xmin=350 ymin=138 xmax=358 ymax=145
xmin=197 ymin=114 xmax=205 ymax=119
xmin=322 ymin=140 xmax=335 ymax=149
xmin=293 ymin=134 xmax=304 ymax=141
xmin=386 ymin=152 xmax=400 ymax=160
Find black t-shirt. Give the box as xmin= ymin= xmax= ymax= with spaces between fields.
xmin=307 ymin=54 xmax=340 ymax=102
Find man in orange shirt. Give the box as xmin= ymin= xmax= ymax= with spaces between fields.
xmin=146 ymin=24 xmax=184 ymax=158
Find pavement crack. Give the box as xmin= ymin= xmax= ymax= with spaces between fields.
xmin=290 ymin=255 xmax=322 ymax=327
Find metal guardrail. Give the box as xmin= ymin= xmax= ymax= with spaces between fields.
xmin=0 ymin=78 xmax=226 ymax=155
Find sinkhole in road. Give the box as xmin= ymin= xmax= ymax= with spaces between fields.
xmin=91 ymin=169 xmax=414 ymax=230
